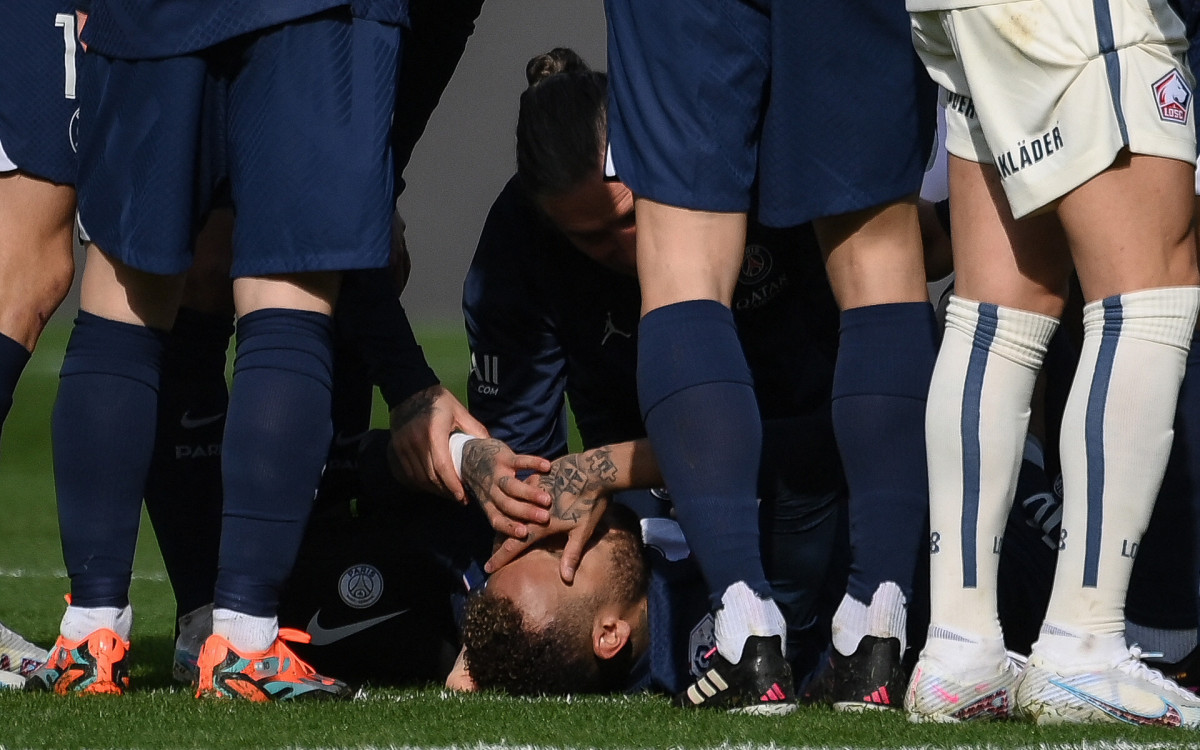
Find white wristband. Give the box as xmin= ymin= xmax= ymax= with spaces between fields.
xmin=449 ymin=432 xmax=477 ymax=480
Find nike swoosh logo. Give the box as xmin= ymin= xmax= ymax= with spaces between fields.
xmin=305 ymin=609 xmax=409 ymax=646
xmin=180 ymin=411 xmax=225 ymax=429
xmin=333 ymin=430 xmax=371 ymax=448
xmin=1053 ymin=679 xmax=1184 ymax=727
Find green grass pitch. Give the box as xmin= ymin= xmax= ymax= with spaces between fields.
xmin=0 ymin=321 xmax=1194 ymax=749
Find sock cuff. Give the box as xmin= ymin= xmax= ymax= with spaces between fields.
xmin=840 ymin=301 xmax=937 ymax=332
xmin=832 ymin=302 xmax=938 ymax=400
xmin=60 ymin=312 xmax=168 ymax=387
xmin=233 ymin=309 xmax=335 ymax=386
xmin=637 ymin=300 xmax=752 ymax=418
xmin=212 ymin=608 xmax=278 ymax=653
xmin=945 ymin=295 xmax=1059 ymax=370
xmin=1084 ymin=287 xmax=1200 ymax=349
xmin=713 ymin=581 xmax=786 ymax=664
xmin=61 ymin=604 xmax=132 ymax=642
xmin=0 ymin=333 xmax=31 ymax=402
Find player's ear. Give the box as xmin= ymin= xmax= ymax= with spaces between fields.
xmin=593 ymin=616 xmax=631 ymax=661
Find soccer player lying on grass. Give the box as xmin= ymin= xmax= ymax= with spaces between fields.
xmin=460 ymin=49 xmax=851 ymax=709
xmin=444 ymin=432 xmax=1090 ymax=699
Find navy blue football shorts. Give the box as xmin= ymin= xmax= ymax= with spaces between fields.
xmin=0 ymin=2 xmax=82 ymax=185
xmin=76 ymin=8 xmax=401 ymax=277
xmin=604 ymin=0 xmax=937 ymax=227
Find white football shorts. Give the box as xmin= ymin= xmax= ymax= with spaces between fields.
xmin=912 ymin=0 xmax=1196 ymax=217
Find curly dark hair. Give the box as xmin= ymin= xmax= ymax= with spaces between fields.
xmin=462 ymin=591 xmax=610 ymax=695
xmin=462 ymin=515 xmax=649 ymax=695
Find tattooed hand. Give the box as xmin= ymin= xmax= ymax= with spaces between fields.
xmin=461 ymin=437 xmax=551 ymax=539
xmin=389 ymin=384 xmax=490 ymax=502
xmin=486 ymin=446 xmax=620 ymax=583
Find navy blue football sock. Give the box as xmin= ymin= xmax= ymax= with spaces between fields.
xmin=0 ymin=333 xmax=31 ymax=437
xmin=53 ymin=312 xmax=168 ymax=608
xmin=215 ymin=309 xmax=335 ymax=617
xmin=144 ymin=308 xmax=233 ymax=619
xmin=638 ymin=300 xmax=770 ymax=606
xmin=833 ymin=302 xmax=937 ymax=604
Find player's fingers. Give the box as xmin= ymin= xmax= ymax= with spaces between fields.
xmin=490 ymin=488 xmax=550 ymax=523
xmin=485 ymin=535 xmax=535 ymax=573
xmin=397 ymin=447 xmax=423 ymax=488
xmin=422 ymin=454 xmax=448 ymax=495
xmin=488 ymin=513 xmax=529 ymax=546
xmin=453 ymin=409 xmax=489 ymax=439
xmin=431 ymin=450 xmax=468 ymax=503
xmin=511 ymin=454 xmax=552 ymax=476
xmin=559 ymin=529 xmax=590 ymax=584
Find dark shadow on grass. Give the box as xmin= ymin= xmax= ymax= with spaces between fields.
xmin=127 ymin=633 xmax=189 ymax=693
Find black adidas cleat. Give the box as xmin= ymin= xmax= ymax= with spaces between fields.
xmin=673 ymin=635 xmax=795 ymax=715
xmin=805 ymin=635 xmax=907 ymax=712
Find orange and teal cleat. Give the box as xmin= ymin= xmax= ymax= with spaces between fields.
xmin=196 ymin=628 xmax=351 ymax=701
xmin=23 ymin=629 xmax=130 ymax=695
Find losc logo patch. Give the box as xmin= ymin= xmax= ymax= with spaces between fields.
xmin=1153 ymin=69 xmax=1191 ymax=124
xmin=338 ymin=564 xmax=384 ymax=609
xmin=688 ymin=614 xmax=715 ymax=679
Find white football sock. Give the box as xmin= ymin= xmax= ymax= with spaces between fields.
xmin=212 ymin=608 xmax=278 ymax=653
xmin=60 ymin=604 xmax=132 ymax=642
xmin=925 ymin=297 xmax=1058 ymax=648
xmin=1041 ymin=287 xmax=1200 ymax=647
xmin=831 ymin=582 xmax=908 ymax=657
xmin=713 ymin=581 xmax=787 ymax=665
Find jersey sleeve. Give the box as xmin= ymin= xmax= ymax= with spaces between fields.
xmin=392 ymin=0 xmax=486 ymax=194
xmin=337 ymin=267 xmax=440 ymax=410
xmin=462 ymin=182 xmax=570 ymax=458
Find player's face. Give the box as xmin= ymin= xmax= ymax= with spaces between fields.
xmin=538 ymin=171 xmax=637 ymax=276
xmin=483 ymin=527 xmax=619 ymax=631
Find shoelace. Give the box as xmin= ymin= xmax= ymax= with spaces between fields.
xmin=1119 ymin=646 xmax=1196 ymax=701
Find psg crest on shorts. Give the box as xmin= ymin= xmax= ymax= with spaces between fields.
xmin=338 ymin=564 xmax=384 ymax=609
xmin=1153 ymin=69 xmax=1191 ymax=125
xmin=739 ymin=245 xmax=773 ymax=285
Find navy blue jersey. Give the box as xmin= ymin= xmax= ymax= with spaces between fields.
xmin=393 ymin=0 xmax=486 ymax=196
xmin=80 ymin=0 xmax=408 ymax=59
xmin=623 ymin=515 xmax=716 ymax=695
xmin=338 ymin=269 xmax=439 ymax=411
xmin=463 ymin=177 xmax=840 ymax=458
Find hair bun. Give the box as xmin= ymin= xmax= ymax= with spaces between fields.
xmin=525 ymin=48 xmax=589 ymax=87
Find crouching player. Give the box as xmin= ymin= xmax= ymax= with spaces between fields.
xmin=460 ymin=50 xmax=849 ymax=708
